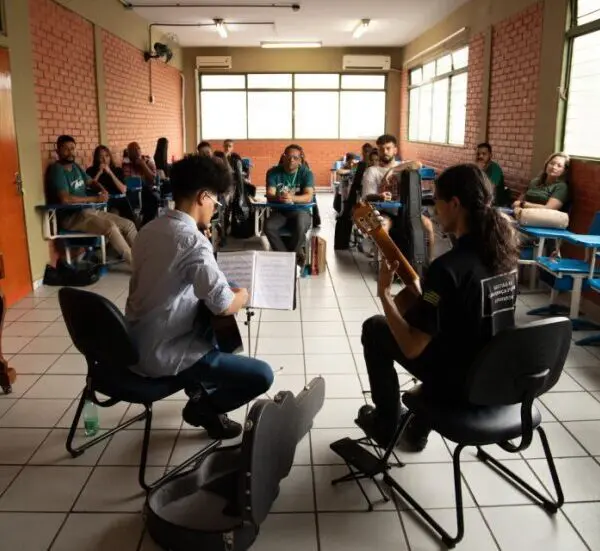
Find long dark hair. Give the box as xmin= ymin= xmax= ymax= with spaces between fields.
xmin=91 ymin=145 xmax=117 ymax=170
xmin=436 ymin=164 xmax=519 ymax=275
xmin=154 ymin=137 xmax=169 ymax=172
xmin=537 ymin=152 xmax=570 ymax=188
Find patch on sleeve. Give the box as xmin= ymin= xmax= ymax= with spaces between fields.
xmin=423 ymin=290 xmax=440 ymax=306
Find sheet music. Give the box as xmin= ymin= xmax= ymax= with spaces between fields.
xmin=252 ymin=251 xmax=296 ymax=310
xmin=217 ymin=251 xmax=256 ymax=300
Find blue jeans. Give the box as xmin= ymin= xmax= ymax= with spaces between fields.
xmin=178 ymin=350 xmax=274 ymax=414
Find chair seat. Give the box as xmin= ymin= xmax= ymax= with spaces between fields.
xmin=402 ymin=385 xmax=541 ymax=446
xmin=537 ymin=256 xmax=600 ymax=275
xmin=91 ymin=365 xmax=187 ymax=404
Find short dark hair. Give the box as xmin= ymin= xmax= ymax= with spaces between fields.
xmin=170 ymin=155 xmax=232 ymax=203
xmin=197 ymin=141 xmax=211 ymax=150
xmin=56 ymin=135 xmax=75 ymax=148
xmin=362 ymin=142 xmax=372 ymax=150
xmin=223 ymin=139 xmax=234 ymax=145
xmin=477 ymin=142 xmax=492 ymax=153
xmin=284 ymin=144 xmax=303 ymax=156
xmin=376 ymin=134 xmax=397 ymax=147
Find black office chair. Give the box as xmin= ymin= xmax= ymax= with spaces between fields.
xmin=59 ymin=287 xmax=220 ymax=491
xmin=331 ymin=317 xmax=571 ymax=548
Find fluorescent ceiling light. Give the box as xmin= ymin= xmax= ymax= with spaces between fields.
xmin=352 ymin=19 xmax=370 ymax=39
xmin=214 ymin=19 xmax=228 ymax=39
xmin=261 ymin=41 xmax=322 ymax=48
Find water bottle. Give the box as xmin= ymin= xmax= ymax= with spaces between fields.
xmin=83 ymin=400 xmax=100 ymax=437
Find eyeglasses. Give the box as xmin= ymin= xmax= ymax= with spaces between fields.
xmin=285 ymin=154 xmax=301 ymax=161
xmin=203 ymin=192 xmax=222 ymax=207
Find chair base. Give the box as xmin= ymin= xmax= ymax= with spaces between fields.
xmin=66 ymin=392 xmax=220 ymax=491
xmin=331 ymin=419 xmax=564 ymax=549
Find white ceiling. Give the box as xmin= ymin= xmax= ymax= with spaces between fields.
xmin=128 ymin=0 xmax=471 ymax=48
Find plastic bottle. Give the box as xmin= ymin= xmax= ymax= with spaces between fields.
xmin=83 ymin=400 xmax=100 ymax=437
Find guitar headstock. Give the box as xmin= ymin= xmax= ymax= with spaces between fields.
xmin=352 ymin=202 xmax=382 ymax=236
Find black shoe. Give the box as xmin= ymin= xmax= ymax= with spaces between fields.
xmin=399 ymin=416 xmax=430 ymax=452
xmin=183 ymin=402 xmax=242 ymax=439
xmin=355 ymin=405 xmax=396 ymax=449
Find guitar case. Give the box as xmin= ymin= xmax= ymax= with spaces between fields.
xmin=397 ymin=170 xmax=428 ymax=278
xmin=145 ymin=377 xmax=326 ymax=551
xmin=229 ymin=156 xmax=255 ymax=239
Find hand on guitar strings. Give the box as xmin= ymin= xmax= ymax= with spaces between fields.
xmin=377 ymin=259 xmax=399 ymax=298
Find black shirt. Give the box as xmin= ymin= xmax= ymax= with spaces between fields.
xmin=404 ymin=233 xmax=517 ymax=397
xmin=86 ymin=165 xmax=125 ymax=195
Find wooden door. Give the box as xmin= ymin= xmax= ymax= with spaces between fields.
xmin=0 ymin=48 xmax=31 ymax=305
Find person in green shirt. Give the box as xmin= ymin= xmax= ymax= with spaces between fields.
xmin=476 ymin=142 xmax=510 ymax=207
xmin=264 ymin=144 xmax=314 ymax=262
xmin=512 ymin=152 xmax=570 ymax=212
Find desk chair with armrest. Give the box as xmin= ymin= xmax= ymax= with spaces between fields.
xmin=331 ymin=317 xmax=570 ymax=548
xmin=59 ymin=287 xmax=220 ymax=491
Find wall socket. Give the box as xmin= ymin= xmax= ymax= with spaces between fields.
xmin=149 ymin=95 xmax=155 ymax=104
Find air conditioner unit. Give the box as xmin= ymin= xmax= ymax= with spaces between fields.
xmin=342 ymin=55 xmax=391 ymax=71
xmin=196 ymin=56 xmax=232 ymax=69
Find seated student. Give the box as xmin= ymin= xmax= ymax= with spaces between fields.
xmin=153 ymin=137 xmax=170 ymax=179
xmin=476 ymin=142 xmax=510 ymax=207
xmin=197 ymin=141 xmax=213 ymax=157
xmin=357 ymin=164 xmax=519 ymax=451
xmin=126 ymin=155 xmax=273 ymax=439
xmin=264 ymin=144 xmax=314 ymax=263
xmin=87 ymin=145 xmax=135 ymax=222
xmin=362 ymin=134 xmax=435 ymax=262
xmin=512 ymin=152 xmax=570 ymax=212
xmin=47 ymin=135 xmax=137 ymax=264
xmin=122 ymin=141 xmax=160 ymax=226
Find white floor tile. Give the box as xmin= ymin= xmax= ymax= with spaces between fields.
xmin=301 ymin=295 xmax=340 ymax=309
xmin=541 ymin=392 xmax=600 ymax=421
xmin=0 ymin=466 xmax=92 ymax=511
xmin=0 ymin=374 xmax=40 ymax=397
xmin=46 ymin=353 xmax=87 ymax=374
xmin=168 ymin=430 xmax=215 ymax=465
xmin=0 ymin=399 xmax=16 ymax=419
xmin=521 ymin=422 xmax=587 ymax=459
xmin=51 ymin=512 xmax=144 ymax=551
xmin=4 ymin=309 xmax=25 ymax=322
xmin=24 ymin=374 xmax=85 ymax=399
xmin=0 ymin=428 xmax=49 ymax=464
xmin=567 ymin=367 xmax=600 ymax=391
xmin=260 ymin=309 xmax=301 ymax=322
xmin=57 ymin=400 xmax=129 ymax=430
xmin=304 ymin=336 xmax=350 ymax=355
xmin=8 ymin=354 xmax=59 ymax=374
xmin=123 ymin=401 xmax=184 ymax=430
xmin=271 ymin=466 xmax=314 ymax=513
xmin=250 ymin=513 xmax=318 ymax=551
xmin=0 ymin=398 xmax=72 ymax=428
xmin=0 ymin=512 xmax=65 ymax=551
xmin=29 ymin=428 xmax=109 ymax=466
xmin=310 ymin=428 xmax=364 ymax=465
xmin=99 ymin=429 xmax=178 ymax=466
xmin=305 ymin=354 xmax=356 ymax=374
xmin=1 ymin=337 xmax=32 ymax=354
xmin=565 ymin=346 xmax=600 ymax=369
xmin=564 ymin=420 xmax=600 ymax=455
xmin=255 ymin=354 xmax=305 ymax=375
xmin=302 ymin=321 xmax=347 ymax=337
xmin=341 ymin=308 xmax=379 ymax=322
xmin=320 ymin=374 xmax=364 ymax=399
xmin=294 ymin=434 xmax=311 ymax=465
xmin=482 ymin=506 xmax=588 ymax=551
xmin=39 ymin=322 xmax=70 ymax=337
xmin=529 ymin=457 xmax=600 ymax=502
xmin=563 ymin=503 xmax=600 ymax=550
xmin=266 ymin=374 xmax=307 ymax=398
xmin=301 ymin=309 xmax=342 ymax=322
xmin=319 ymin=512 xmax=407 ymax=551
xmin=548 ymin=371 xmax=584 ymax=392
xmin=259 ymin=321 xmax=301 ymax=336
xmin=3 ymin=322 xmax=50 ymax=337
xmin=19 ymin=336 xmax=72 ymax=355
xmin=17 ymin=310 xmax=61 ymax=323
xmin=314 ymin=399 xmax=365 ymax=429
xmin=256 ymin=337 xmax=303 ymax=355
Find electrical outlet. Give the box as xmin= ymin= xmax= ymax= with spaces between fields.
xmin=149 ymin=95 xmax=155 ymax=104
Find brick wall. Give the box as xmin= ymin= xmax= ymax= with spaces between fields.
xmin=102 ymin=30 xmax=183 ymax=161
xmin=210 ymin=140 xmax=369 ymax=188
xmin=487 ymin=2 xmax=544 ymax=191
xmin=30 ymin=0 xmax=100 ymax=168
xmin=399 ymin=33 xmax=485 ymax=173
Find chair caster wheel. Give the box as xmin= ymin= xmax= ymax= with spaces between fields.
xmin=367 ymin=504 xmax=374 ymax=512
xmin=543 ymin=503 xmax=558 ymax=514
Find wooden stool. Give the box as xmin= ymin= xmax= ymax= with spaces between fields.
xmin=0 ymin=253 xmax=17 ymax=394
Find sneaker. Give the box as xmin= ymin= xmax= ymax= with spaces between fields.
xmin=182 ymin=402 xmax=243 ymax=439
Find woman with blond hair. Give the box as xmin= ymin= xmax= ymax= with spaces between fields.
xmin=513 ymin=152 xmax=570 ymax=212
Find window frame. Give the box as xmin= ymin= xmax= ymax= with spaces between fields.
xmin=406 ymin=46 xmax=469 ymax=147
xmin=560 ymin=0 xmax=600 ymax=160
xmin=197 ymin=72 xmax=388 ymax=141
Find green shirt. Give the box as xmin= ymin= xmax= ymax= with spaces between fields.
xmin=267 ymin=164 xmax=314 ymax=195
xmin=524 ymin=177 xmax=569 ymax=207
xmin=46 ymin=162 xmax=91 ymax=204
xmin=485 ymin=161 xmax=510 ymax=207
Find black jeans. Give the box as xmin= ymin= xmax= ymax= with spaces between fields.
xmin=362 ymin=315 xmax=433 ymax=424
xmin=264 ymin=210 xmax=312 ymax=253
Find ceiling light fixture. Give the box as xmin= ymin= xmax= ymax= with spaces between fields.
xmin=214 ymin=18 xmax=228 ymax=38
xmin=352 ymin=18 xmax=370 ymax=39
xmin=261 ymin=41 xmax=322 ymax=49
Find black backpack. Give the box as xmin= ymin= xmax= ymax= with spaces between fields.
xmin=43 ymin=260 xmax=101 ymax=287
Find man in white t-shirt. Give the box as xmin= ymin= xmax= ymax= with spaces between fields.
xmin=360 ymin=134 xmax=435 ymax=262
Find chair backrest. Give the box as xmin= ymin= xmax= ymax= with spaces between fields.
xmin=58 ymin=287 xmax=139 ymax=368
xmin=465 ymin=317 xmax=572 ymax=406
xmin=125 ymin=176 xmax=143 ymax=191
xmin=588 ymin=211 xmax=600 ymax=236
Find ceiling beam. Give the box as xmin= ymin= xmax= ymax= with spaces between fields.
xmin=121 ymin=2 xmax=300 ymax=10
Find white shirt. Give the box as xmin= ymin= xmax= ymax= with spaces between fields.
xmin=361 ymin=162 xmax=399 ymax=200
xmin=126 ymin=210 xmax=234 ymax=377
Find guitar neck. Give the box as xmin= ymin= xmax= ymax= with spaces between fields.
xmin=370 ymin=227 xmax=420 ymax=286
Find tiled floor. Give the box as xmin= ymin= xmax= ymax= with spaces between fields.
xmin=2 ymin=197 xmax=600 ymax=550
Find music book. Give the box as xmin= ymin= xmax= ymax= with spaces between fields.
xmin=217 ymin=251 xmax=296 ymax=310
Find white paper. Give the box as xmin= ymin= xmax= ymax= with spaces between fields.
xmin=252 ymin=251 xmax=296 ymax=310
xmin=217 ymin=250 xmax=296 ymax=310
xmin=217 ymin=251 xmax=256 ymax=299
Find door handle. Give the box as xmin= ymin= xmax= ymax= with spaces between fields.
xmin=14 ymin=173 xmax=23 ymax=195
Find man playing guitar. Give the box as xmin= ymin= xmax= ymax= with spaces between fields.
xmin=126 ymin=155 xmax=273 ymax=440
xmin=357 ymin=164 xmax=519 ymax=451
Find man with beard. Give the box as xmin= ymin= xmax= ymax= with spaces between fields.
xmin=476 ymin=142 xmax=510 ymax=207
xmin=361 ymin=134 xmax=435 ymax=263
xmin=45 ymin=135 xmax=137 ymax=265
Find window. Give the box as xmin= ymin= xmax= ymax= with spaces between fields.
xmin=198 ymin=73 xmax=386 ymax=140
xmin=563 ymin=1 xmax=600 ymax=158
xmin=408 ymin=46 xmax=469 ymax=145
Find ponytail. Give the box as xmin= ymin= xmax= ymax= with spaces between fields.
xmin=436 ymin=164 xmax=519 ymax=275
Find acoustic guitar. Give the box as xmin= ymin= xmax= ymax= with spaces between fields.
xmin=197 ymin=301 xmax=244 ymax=355
xmin=353 ymin=201 xmax=422 ymax=295
xmin=0 ymin=253 xmax=17 ymax=394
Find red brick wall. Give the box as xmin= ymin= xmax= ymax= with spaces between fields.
xmin=215 ymin=140 xmax=368 ymax=188
xmin=30 ymin=0 xmax=99 ymax=168
xmin=487 ymin=2 xmax=544 ymax=191
xmin=102 ymin=30 xmax=183 ymax=162
xmin=399 ymin=33 xmax=485 ymax=172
